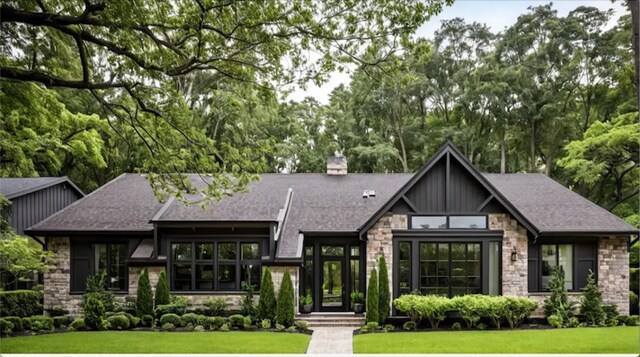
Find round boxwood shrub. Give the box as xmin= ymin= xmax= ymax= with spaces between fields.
xmin=4 ymin=316 xmax=23 ymax=331
xmin=30 ymin=316 xmax=54 ymax=331
xmin=141 ymin=314 xmax=154 ymax=327
xmin=207 ymin=316 xmax=225 ymax=330
xmin=70 ymin=318 xmax=86 ymax=330
xmin=403 ymin=321 xmax=416 ymax=331
xmin=21 ymin=317 xmax=31 ymax=330
xmin=53 ymin=316 xmax=71 ymax=329
xmin=0 ymin=318 xmax=15 ymax=334
xmin=106 ymin=315 xmax=130 ymax=330
xmin=159 ymin=313 xmax=181 ymax=326
xmin=228 ymin=314 xmax=245 ymax=328
xmin=180 ymin=313 xmax=199 ymax=327
xmin=162 ymin=322 xmax=175 ymax=330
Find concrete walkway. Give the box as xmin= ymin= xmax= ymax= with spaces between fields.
xmin=306 ymin=327 xmax=355 ymax=354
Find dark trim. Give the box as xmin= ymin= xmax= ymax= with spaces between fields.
xmin=301 ymin=231 xmax=358 ymax=237
xmin=445 ymin=152 xmax=451 ymax=212
xmin=357 ymin=141 xmax=540 ymax=239
xmin=630 ymin=236 xmax=639 ymax=250
xmin=153 ymin=221 xmax=276 ymax=227
xmin=128 ymin=259 xmax=167 ymax=266
xmin=3 ymin=176 xmax=85 ymax=200
xmin=538 ymin=230 xmax=639 ymax=237
xmin=401 ymin=195 xmax=419 ymax=212
xmin=28 ymin=230 xmax=153 ymax=236
xmin=476 ymin=195 xmax=494 ymax=212
xmin=393 ymin=230 xmax=503 ymax=238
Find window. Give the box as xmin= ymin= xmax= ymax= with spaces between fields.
xmin=419 ymin=242 xmax=480 ymax=297
xmin=92 ymin=244 xmax=127 ymax=291
xmin=449 ymin=216 xmax=487 ymax=229
xmin=411 ymin=216 xmax=446 ymax=229
xmin=542 ymin=244 xmax=573 ymax=290
xmin=411 ymin=215 xmax=487 ymax=229
xmin=171 ymin=241 xmax=261 ymax=291
xmin=398 ymin=242 xmax=412 ymax=295
xmin=488 ymin=241 xmax=500 ymax=295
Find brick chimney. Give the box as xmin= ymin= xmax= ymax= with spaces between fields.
xmin=327 ymin=156 xmax=347 ymax=175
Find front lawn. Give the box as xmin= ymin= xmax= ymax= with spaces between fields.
xmin=353 ymin=326 xmax=639 ymax=354
xmin=0 ymin=331 xmax=311 ymax=354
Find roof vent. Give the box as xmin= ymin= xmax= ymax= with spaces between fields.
xmin=369 ymin=190 xmax=376 ymax=197
xmin=327 ymin=156 xmax=347 ymax=176
xmin=362 ymin=189 xmax=376 ymax=198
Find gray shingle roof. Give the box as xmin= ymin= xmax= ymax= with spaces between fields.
xmin=0 ymin=177 xmax=84 ymax=199
xmin=27 ymin=172 xmax=637 ymax=259
xmin=483 ymin=173 xmax=637 ymax=234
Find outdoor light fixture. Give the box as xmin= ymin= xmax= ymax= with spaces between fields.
xmin=511 ymin=248 xmax=518 ymax=261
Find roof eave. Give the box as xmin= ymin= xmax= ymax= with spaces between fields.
xmin=537 ymin=230 xmax=639 ymax=237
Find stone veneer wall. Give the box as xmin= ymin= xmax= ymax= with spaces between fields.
xmin=598 ymin=236 xmax=629 ymax=315
xmin=270 ymin=266 xmax=300 ymax=314
xmin=365 ymin=213 xmax=407 ymax=305
xmin=44 ymin=237 xmax=300 ymax=316
xmin=488 ymin=213 xmax=529 ymax=297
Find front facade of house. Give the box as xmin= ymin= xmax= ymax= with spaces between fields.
xmin=28 ymin=143 xmax=637 ymax=317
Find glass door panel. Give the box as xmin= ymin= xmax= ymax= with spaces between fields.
xmin=322 ymin=260 xmax=343 ymax=309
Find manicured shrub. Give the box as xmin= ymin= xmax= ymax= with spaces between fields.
xmin=0 ymin=290 xmax=43 ymax=317
xmin=365 ymin=268 xmax=379 ymax=324
xmin=21 ymin=317 xmax=31 ymax=330
xmin=547 ymin=314 xmax=563 ymax=328
xmin=30 ymin=315 xmax=54 ymax=331
xmin=543 ymin=266 xmax=575 ymax=324
xmin=0 ymin=318 xmax=14 ymax=334
xmin=483 ymin=296 xmax=508 ymax=329
xmin=45 ymin=306 xmax=68 ymax=317
xmin=393 ymin=294 xmax=422 ymax=322
xmin=384 ymin=324 xmax=395 ymax=332
xmin=141 ymin=314 xmax=154 ymax=327
xmin=452 ymin=322 xmax=462 ymax=330
xmin=580 ymin=270 xmax=605 ymax=325
xmin=220 ymin=323 xmax=230 ymax=331
xmin=53 ymin=316 xmax=71 ymax=329
xmin=261 ymin=319 xmax=271 ymax=329
xmin=403 ymin=321 xmax=416 ymax=331
xmin=130 ymin=316 xmax=141 ymax=327
xmin=83 ymin=293 xmax=105 ymax=330
xmin=204 ymin=297 xmax=228 ymax=316
xmin=159 ymin=313 xmax=181 ymax=326
xmin=276 ymin=270 xmax=295 ymax=327
xmin=451 ymin=295 xmax=486 ymax=328
xmin=155 ymin=270 xmax=171 ymax=306
xmin=603 ymin=304 xmax=619 ymax=326
xmin=180 ymin=313 xmax=199 ymax=327
xmin=228 ymin=314 xmax=245 ymax=328
xmin=503 ymin=296 xmax=538 ymax=329
xmin=194 ymin=325 xmax=205 ymax=332
xmin=620 ymin=315 xmax=639 ymax=326
xmin=136 ymin=268 xmax=154 ymax=317
xmin=70 ymin=318 xmax=85 ymax=330
xmin=85 ymin=272 xmax=115 ymax=312
xmin=378 ymin=256 xmax=390 ymax=325
xmin=415 ymin=295 xmax=451 ymax=329
xmin=294 ymin=320 xmax=308 ymax=331
xmin=274 ymin=323 xmax=284 ymax=331
xmin=162 ymin=322 xmax=175 ymax=330
xmin=258 ymin=267 xmax=276 ymax=321
xmin=208 ymin=316 xmax=226 ymax=330
xmin=106 ymin=314 xmax=130 ymax=330
xmin=567 ymin=316 xmax=580 ymax=328
xmin=4 ymin=316 xmax=23 ymax=331
xmin=476 ymin=322 xmax=487 ymax=330
xmin=155 ymin=303 xmax=187 ymax=317
xmin=287 ymin=325 xmax=297 ymax=332
xmin=365 ymin=321 xmax=379 ymax=331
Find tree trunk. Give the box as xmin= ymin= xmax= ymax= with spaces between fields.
xmin=530 ymin=118 xmax=536 ymax=172
xmin=499 ymin=128 xmax=506 ymax=173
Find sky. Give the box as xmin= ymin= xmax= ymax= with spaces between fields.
xmin=284 ymin=0 xmax=627 ymax=104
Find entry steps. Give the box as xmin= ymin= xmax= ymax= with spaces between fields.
xmin=295 ymin=312 xmax=365 ymax=328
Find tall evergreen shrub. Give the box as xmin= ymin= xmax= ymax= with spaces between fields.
xmin=580 ymin=270 xmax=605 ymax=325
xmin=155 ymin=270 xmax=170 ymax=306
xmin=276 ymin=270 xmax=294 ymax=327
xmin=366 ymin=268 xmax=379 ymax=324
xmin=258 ymin=267 xmax=277 ymax=321
xmin=378 ymin=255 xmax=390 ymax=324
xmin=543 ymin=266 xmax=575 ymax=325
xmin=136 ymin=268 xmax=154 ymax=317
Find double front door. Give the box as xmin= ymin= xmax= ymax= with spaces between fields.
xmin=302 ymin=240 xmax=364 ymax=312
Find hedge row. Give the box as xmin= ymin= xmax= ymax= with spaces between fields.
xmin=393 ymin=294 xmax=538 ymax=329
xmin=0 ymin=290 xmax=43 ymax=317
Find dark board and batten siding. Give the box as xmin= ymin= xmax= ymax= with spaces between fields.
xmin=11 ymin=182 xmax=82 ymax=234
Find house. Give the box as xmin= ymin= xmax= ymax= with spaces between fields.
xmin=26 ymin=142 xmax=637 ymax=317
xmin=0 ymin=176 xmax=85 ymax=289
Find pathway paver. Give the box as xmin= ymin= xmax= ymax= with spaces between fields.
xmin=306 ymin=327 xmax=355 ymax=354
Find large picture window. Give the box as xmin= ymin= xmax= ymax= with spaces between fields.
xmin=171 ymin=241 xmax=261 ymax=291
xmin=92 ymin=244 xmax=127 ymax=291
xmin=419 ymin=242 xmax=480 ymax=297
xmin=411 ymin=215 xmax=487 ymax=230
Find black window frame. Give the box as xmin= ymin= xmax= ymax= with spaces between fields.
xmin=91 ymin=243 xmax=128 ymax=292
xmin=528 ymin=240 xmax=597 ymax=293
xmin=409 ymin=213 xmax=488 ymax=230
xmin=169 ymin=240 xmax=261 ymax=292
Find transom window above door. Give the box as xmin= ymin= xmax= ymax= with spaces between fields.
xmin=410 ymin=215 xmax=488 ymax=230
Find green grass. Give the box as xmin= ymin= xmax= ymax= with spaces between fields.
xmin=354 ymin=326 xmax=640 ymax=354
xmin=0 ymin=331 xmax=311 ymax=354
